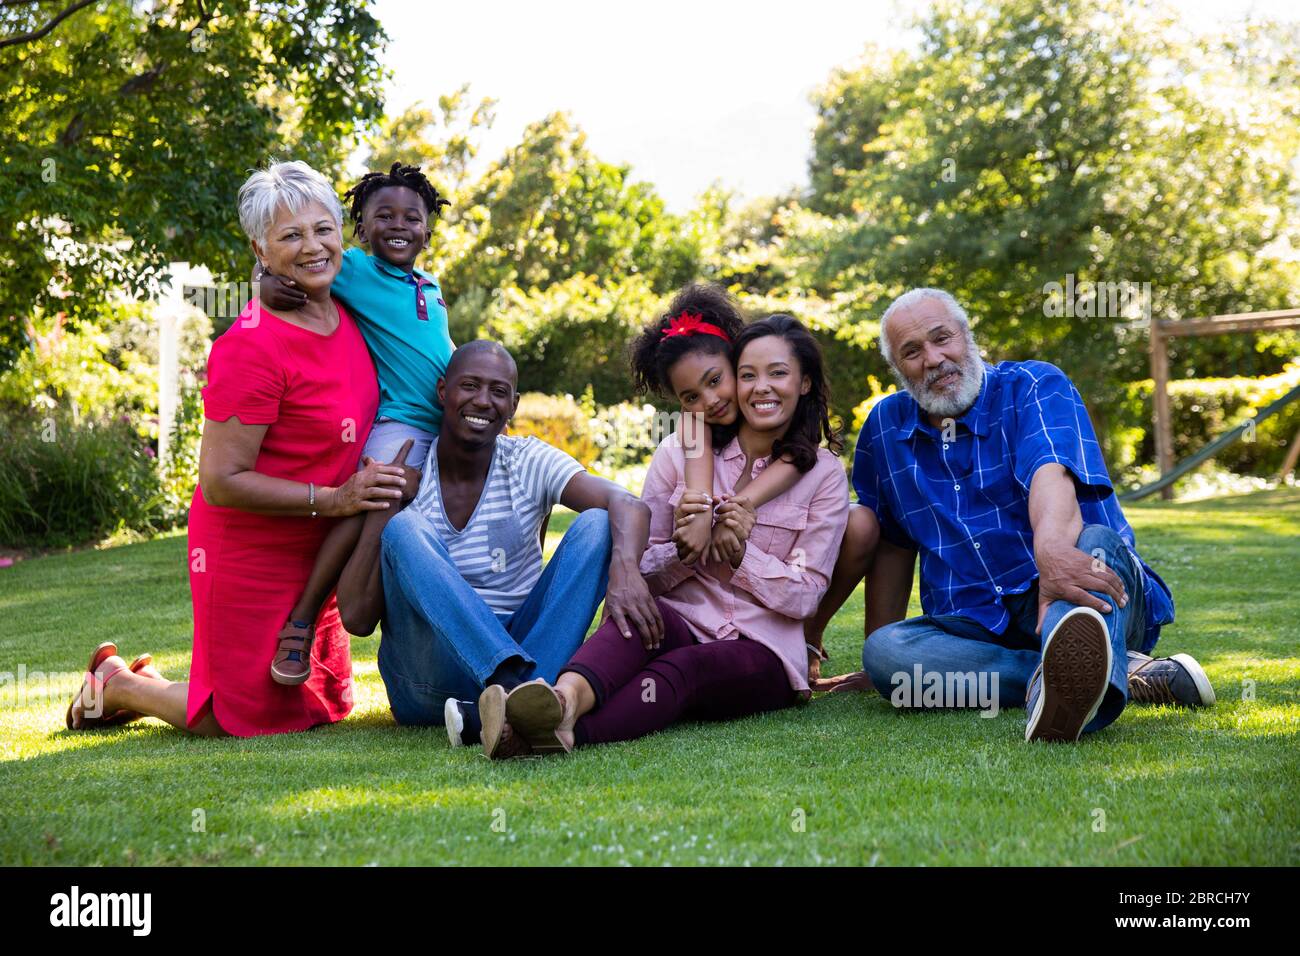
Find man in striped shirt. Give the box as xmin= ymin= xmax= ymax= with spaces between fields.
xmin=841 ymin=289 xmax=1214 ymax=741
xmin=335 ymin=341 xmax=659 ymax=747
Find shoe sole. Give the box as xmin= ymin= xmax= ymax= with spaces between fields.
xmin=1027 ymin=607 xmax=1112 ymax=743
xmin=270 ymin=665 xmax=311 ymax=686
xmin=478 ymin=685 xmax=508 ymax=759
xmin=67 ymin=641 xmax=119 ymax=729
xmin=1170 ymin=653 xmax=1216 ymax=707
xmin=505 ymin=680 xmax=569 ymax=753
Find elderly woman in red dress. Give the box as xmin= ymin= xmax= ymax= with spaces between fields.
xmin=65 ymin=161 xmax=407 ymax=736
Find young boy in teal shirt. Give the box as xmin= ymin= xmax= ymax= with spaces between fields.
xmin=258 ymin=163 xmax=454 ymax=685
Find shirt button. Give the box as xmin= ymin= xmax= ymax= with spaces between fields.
xmin=995 ymin=585 xmax=1003 ymax=593
xmin=974 ymin=542 xmax=980 ymax=549
xmin=954 ymin=484 xmax=961 ymax=491
xmin=943 ymin=444 xmax=949 ymax=450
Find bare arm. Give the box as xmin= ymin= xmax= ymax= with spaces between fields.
xmin=733 ymin=457 xmax=800 ymax=508
xmin=640 ymin=439 xmax=700 ymax=599
xmin=1027 ymin=463 xmax=1127 ymax=632
xmin=680 ymin=413 xmax=713 ymax=493
xmin=701 ymin=457 xmax=804 ymax=565
xmin=336 ymin=441 xmax=420 ymax=636
xmin=675 ymin=415 xmax=714 ymax=565
xmin=198 ymin=416 xmax=406 ymax=517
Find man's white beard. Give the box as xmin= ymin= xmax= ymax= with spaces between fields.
xmin=899 ymin=341 xmax=984 ymax=419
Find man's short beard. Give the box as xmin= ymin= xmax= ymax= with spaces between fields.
xmin=894 ymin=332 xmax=984 ymax=419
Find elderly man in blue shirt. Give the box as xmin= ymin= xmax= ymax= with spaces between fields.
xmin=841 ymin=288 xmax=1214 ymax=742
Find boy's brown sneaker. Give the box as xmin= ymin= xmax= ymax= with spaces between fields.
xmin=270 ymin=621 xmax=314 ymax=686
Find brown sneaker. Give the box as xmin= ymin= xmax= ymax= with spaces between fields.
xmin=270 ymin=621 xmax=314 ymax=686
xmin=504 ymin=679 xmax=572 ymax=754
xmin=479 ymin=684 xmax=534 ymax=760
xmin=1128 ymin=650 xmax=1215 ymax=707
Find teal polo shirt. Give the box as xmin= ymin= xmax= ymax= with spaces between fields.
xmin=332 ymin=246 xmax=453 ymax=434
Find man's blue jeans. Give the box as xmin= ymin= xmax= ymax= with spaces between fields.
xmin=861 ymin=524 xmax=1146 ymax=734
xmin=377 ymin=507 xmax=612 ymax=725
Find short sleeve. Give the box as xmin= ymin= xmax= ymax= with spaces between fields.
xmin=201 ymin=328 xmax=286 ymax=425
xmin=851 ymin=414 xmax=913 ymax=549
xmin=516 ymin=437 xmax=585 ymax=510
xmin=1010 ymin=367 xmax=1114 ymax=501
xmin=329 ymin=247 xmax=365 ymax=304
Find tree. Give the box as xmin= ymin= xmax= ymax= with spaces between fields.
xmin=0 ymin=0 xmax=389 ymax=369
xmin=483 ymin=273 xmax=663 ymax=405
xmin=360 ymin=86 xmax=497 ymax=202
xmin=807 ymin=46 xmax=904 ymax=219
xmin=441 ymin=112 xmax=701 ymax=308
xmin=807 ymin=0 xmax=1300 ymax=451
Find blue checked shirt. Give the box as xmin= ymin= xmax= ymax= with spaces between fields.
xmin=852 ymin=360 xmax=1174 ymax=652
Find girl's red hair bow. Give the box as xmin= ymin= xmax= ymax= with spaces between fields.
xmin=661 ymin=311 xmax=730 ymax=342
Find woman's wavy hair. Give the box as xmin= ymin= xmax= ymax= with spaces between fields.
xmin=732 ymin=314 xmax=842 ymax=473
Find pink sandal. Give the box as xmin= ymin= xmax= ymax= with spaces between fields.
xmin=65 ymin=642 xmax=132 ymax=730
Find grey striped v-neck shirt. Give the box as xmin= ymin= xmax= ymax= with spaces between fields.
xmin=410 ymin=435 xmax=585 ymax=619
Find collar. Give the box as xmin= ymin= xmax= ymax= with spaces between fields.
xmin=370 ymin=253 xmax=437 ymax=286
xmin=897 ymin=363 xmax=994 ymax=439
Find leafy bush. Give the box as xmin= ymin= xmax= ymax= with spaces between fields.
xmin=465 ymin=273 xmax=664 ymax=405
xmin=0 ymin=301 xmax=211 ymax=439
xmin=0 ymin=301 xmax=210 ymax=548
xmin=591 ymin=400 xmax=663 ymax=469
xmin=507 ymin=392 xmax=602 ymax=467
xmin=0 ymin=310 xmax=156 ymax=425
xmin=158 ymin=375 xmax=205 ymax=522
xmin=1104 ymin=363 xmax=1300 ymax=483
xmin=0 ymin=410 xmax=168 ymax=549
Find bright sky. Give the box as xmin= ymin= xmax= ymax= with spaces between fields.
xmin=373 ymin=0 xmax=1298 ymax=211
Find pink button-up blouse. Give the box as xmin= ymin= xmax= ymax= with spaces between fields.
xmin=638 ymin=431 xmax=851 ymax=695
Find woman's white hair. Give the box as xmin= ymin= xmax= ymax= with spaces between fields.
xmin=237 ymin=160 xmax=343 ymax=243
xmin=879 ymin=288 xmax=971 ymax=368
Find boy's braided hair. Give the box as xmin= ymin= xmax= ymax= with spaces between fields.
xmin=343 ymin=162 xmax=450 ymax=232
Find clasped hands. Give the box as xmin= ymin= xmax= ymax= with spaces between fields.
xmin=671 ymin=491 xmax=756 ymax=569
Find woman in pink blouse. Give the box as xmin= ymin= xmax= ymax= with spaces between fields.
xmin=482 ymin=314 xmax=850 ymax=756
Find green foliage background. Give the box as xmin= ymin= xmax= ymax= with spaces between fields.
xmin=2 ymin=0 xmax=1299 ymax=549
xmin=378 ymin=0 xmax=1300 ymax=441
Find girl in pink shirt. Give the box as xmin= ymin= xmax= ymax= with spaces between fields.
xmin=479 ymin=313 xmax=851 ymax=757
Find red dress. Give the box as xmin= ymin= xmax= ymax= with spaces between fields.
xmin=187 ymin=300 xmax=379 ymax=736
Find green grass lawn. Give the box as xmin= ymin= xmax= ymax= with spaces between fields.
xmin=2 ymin=489 xmax=1298 ymax=866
